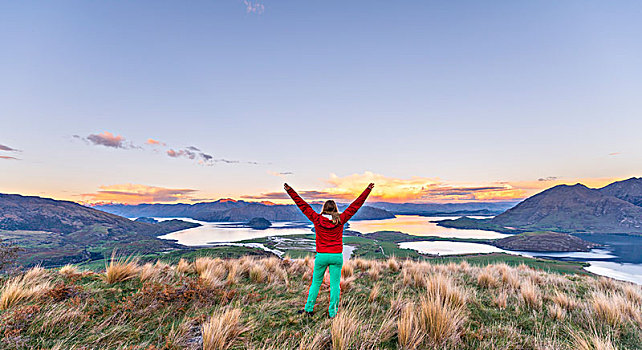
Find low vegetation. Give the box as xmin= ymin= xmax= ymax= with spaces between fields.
xmin=1 ymin=254 xmax=641 ymax=349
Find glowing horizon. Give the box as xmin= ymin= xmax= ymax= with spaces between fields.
xmin=27 ymin=173 xmax=625 ymax=206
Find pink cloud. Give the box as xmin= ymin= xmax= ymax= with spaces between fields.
xmin=86 ymin=131 xmax=126 ymax=148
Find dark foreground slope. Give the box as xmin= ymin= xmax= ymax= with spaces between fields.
xmin=0 ymin=194 xmax=199 ymax=267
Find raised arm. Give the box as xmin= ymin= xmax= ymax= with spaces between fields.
xmin=340 ymin=183 xmax=374 ymax=223
xmin=284 ymin=183 xmax=318 ymax=222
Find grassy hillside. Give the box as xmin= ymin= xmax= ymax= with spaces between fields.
xmin=1 ymin=254 xmax=641 ymax=349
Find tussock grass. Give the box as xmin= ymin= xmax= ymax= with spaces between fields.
xmin=200 ymin=263 xmax=227 ymax=287
xmin=104 ymin=253 xmax=139 ymax=284
xmin=425 ymin=273 xmax=468 ymax=309
xmin=2 ymin=256 xmax=642 ymax=349
xmin=590 ymin=291 xmax=626 ymax=326
xmin=341 ymin=262 xmax=354 ymax=278
xmin=176 ymin=258 xmax=194 ymax=274
xmin=0 ymin=266 xmax=52 ymax=310
xmin=249 ymin=264 xmax=268 ymax=283
xmin=570 ymin=329 xmax=616 ymax=350
xmin=369 ymin=283 xmax=381 ymax=302
xmin=547 ymin=303 xmax=566 ymax=321
xmin=493 ymin=289 xmax=508 ymax=309
xmin=387 ymin=257 xmax=400 ymax=272
xmin=477 ymin=269 xmax=497 ymax=288
xmin=202 ymin=308 xmax=251 ymax=350
xmin=550 ymin=290 xmax=577 ymax=311
xmin=330 ymin=308 xmax=361 ymax=350
xmin=520 ymin=280 xmax=542 ymax=309
xmin=397 ymin=303 xmax=423 ymax=350
xmin=418 ymin=291 xmax=466 ymax=346
xmin=58 ymin=264 xmax=81 ymax=277
xmin=368 ymin=265 xmax=381 ymax=281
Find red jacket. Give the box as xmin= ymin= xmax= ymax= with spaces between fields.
xmin=286 ymin=187 xmax=372 ymax=253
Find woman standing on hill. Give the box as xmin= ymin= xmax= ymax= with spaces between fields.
xmin=284 ymin=182 xmax=374 ymax=318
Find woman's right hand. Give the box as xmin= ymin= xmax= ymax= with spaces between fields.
xmin=368 ymin=183 xmax=375 ymax=190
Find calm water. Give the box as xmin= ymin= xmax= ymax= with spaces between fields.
xmin=157 ymin=217 xmax=312 ymax=245
xmin=398 ymin=241 xmax=506 ymax=255
xmin=157 ymin=215 xmax=642 ymax=284
xmin=348 ymin=215 xmax=509 ymax=239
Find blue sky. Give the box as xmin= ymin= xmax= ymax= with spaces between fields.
xmin=1 ymin=1 xmax=641 ymax=203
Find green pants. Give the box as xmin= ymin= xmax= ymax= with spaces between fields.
xmin=304 ymin=252 xmax=343 ymax=317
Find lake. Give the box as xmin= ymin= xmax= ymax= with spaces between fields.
xmin=157 ymin=215 xmax=642 ymax=284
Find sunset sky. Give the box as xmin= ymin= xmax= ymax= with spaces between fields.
xmin=1 ymin=1 xmax=641 ymax=204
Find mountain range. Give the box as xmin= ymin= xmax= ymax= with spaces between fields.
xmin=368 ymin=201 xmax=517 ymax=215
xmin=438 ymin=177 xmax=642 ymax=234
xmin=0 ymin=193 xmax=199 ymax=267
xmin=93 ymin=199 xmax=395 ymax=222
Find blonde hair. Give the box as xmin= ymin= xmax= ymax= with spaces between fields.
xmin=321 ymin=200 xmax=341 ymax=225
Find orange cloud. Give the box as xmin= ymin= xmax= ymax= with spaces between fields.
xmin=81 ymin=184 xmax=196 ymax=204
xmin=146 ymin=138 xmax=165 ymax=146
xmin=244 ymin=172 xmax=624 ymax=203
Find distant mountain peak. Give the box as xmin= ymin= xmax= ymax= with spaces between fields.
xmin=217 ymin=198 xmax=238 ymax=203
xmin=599 ymin=176 xmax=642 ymax=208
xmin=489 ymin=178 xmax=642 ymax=234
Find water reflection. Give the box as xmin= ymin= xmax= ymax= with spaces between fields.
xmin=399 ymin=241 xmax=506 ymax=255
xmin=349 ymin=215 xmax=509 ymax=239
xmin=157 ymin=217 xmax=312 ymax=246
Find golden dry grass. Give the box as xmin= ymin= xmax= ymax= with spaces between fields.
xmin=103 ymin=253 xmax=140 ymax=284
xmin=477 ymin=270 xmax=497 ymax=288
xmin=590 ymin=291 xmax=627 ymax=326
xmin=547 ymin=303 xmax=566 ymax=321
xmin=493 ymin=290 xmax=508 ymax=309
xmin=397 ymin=303 xmax=423 ymax=350
xmin=341 ymin=262 xmax=354 ymax=278
xmin=58 ymin=264 xmax=81 ymax=277
xmin=202 ymin=308 xmax=251 ymax=350
xmin=176 ymin=258 xmax=194 ymax=274
xmin=369 ymin=283 xmax=381 ymax=302
xmin=520 ymin=280 xmax=541 ymax=309
xmin=425 ymin=273 xmax=467 ymax=309
xmin=418 ymin=293 xmax=466 ymax=346
xmin=570 ymin=329 xmax=616 ymax=350
xmin=0 ymin=267 xmax=52 ymax=310
xmin=200 ymin=263 xmax=227 ymax=287
xmin=368 ymin=265 xmax=381 ymax=281
xmin=330 ymin=308 xmax=360 ymax=350
xmin=387 ymin=257 xmax=400 ymax=272
xmin=4 ymin=255 xmax=642 ymax=349
xmin=249 ymin=264 xmax=267 ymax=283
xmin=550 ymin=290 xmax=577 ymax=311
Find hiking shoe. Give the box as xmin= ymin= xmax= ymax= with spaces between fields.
xmin=297 ymin=310 xmax=314 ymax=316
